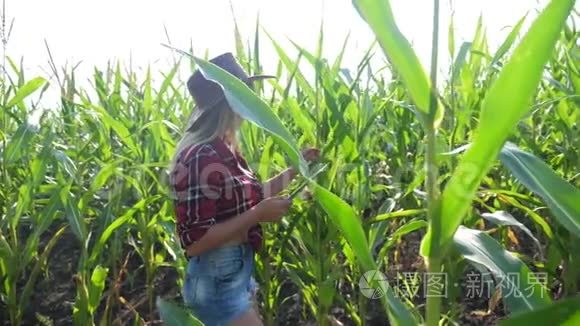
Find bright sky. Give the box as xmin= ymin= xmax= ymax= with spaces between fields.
xmin=5 ymin=0 xmax=553 ymax=107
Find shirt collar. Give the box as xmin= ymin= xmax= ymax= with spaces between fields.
xmin=210 ymin=137 xmax=238 ymax=165
xmin=211 ymin=137 xmax=259 ymax=181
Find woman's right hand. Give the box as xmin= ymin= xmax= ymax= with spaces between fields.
xmin=255 ymin=196 xmax=292 ymax=222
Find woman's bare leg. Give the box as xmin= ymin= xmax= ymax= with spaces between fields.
xmin=230 ymin=293 xmax=262 ymax=326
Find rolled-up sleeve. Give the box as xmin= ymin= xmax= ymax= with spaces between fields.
xmin=172 ymin=145 xmax=226 ymax=248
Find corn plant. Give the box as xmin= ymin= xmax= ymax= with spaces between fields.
xmin=1 ymin=0 xmax=579 ymax=325
xmin=0 ymin=68 xmax=68 ymax=326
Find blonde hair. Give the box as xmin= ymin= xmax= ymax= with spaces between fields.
xmin=169 ymin=100 xmax=241 ymax=172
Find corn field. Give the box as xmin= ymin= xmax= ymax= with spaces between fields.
xmin=1 ymin=0 xmax=579 ymax=325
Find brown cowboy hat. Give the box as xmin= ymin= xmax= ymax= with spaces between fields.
xmin=185 ymin=52 xmax=274 ymax=131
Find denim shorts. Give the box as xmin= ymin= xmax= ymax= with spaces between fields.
xmin=182 ymin=243 xmax=257 ymax=325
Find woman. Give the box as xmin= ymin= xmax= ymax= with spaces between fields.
xmin=168 ymin=52 xmax=319 ymax=326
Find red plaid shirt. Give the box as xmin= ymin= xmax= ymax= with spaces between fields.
xmin=169 ymin=137 xmax=264 ymax=252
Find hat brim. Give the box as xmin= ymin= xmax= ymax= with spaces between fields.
xmin=185 ymin=74 xmax=276 ymax=131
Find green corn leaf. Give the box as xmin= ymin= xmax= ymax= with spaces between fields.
xmin=448 ymin=13 xmax=455 ymax=58
xmin=0 ymin=233 xmax=13 ymax=261
xmin=157 ymin=63 xmax=179 ymax=101
xmin=19 ymin=226 xmax=67 ymax=313
xmin=88 ymin=265 xmax=109 ymax=313
xmin=387 ymin=220 xmax=428 ymax=246
xmin=30 ymin=131 xmax=54 ymax=188
xmin=253 ymin=14 xmax=261 ymax=76
xmin=422 ymin=0 xmax=576 ymax=257
xmin=316 ymin=19 xmax=324 ymax=60
xmin=368 ymin=209 xmax=427 ymax=224
xmin=257 ymin=138 xmax=273 ymax=180
xmin=156 ymin=297 xmax=204 ymax=326
xmin=143 ymin=68 xmax=153 ymax=116
xmin=500 ymin=296 xmax=580 ymax=326
xmin=454 ymin=226 xmax=551 ymax=314
xmin=88 ymin=196 xmax=162 ymax=265
xmin=191 ymin=55 xmax=309 ymax=175
xmin=352 ymin=0 xmax=444 ymax=127
xmin=376 ymin=220 xmax=428 ymax=270
xmin=499 ymin=142 xmax=580 ymax=237
xmin=90 ymin=104 xmax=140 ymax=156
xmin=265 ymin=31 xmax=317 ymax=103
xmin=12 ymin=183 xmax=32 ymax=229
xmin=369 ymin=221 xmax=392 ymax=252
xmin=5 ymin=76 xmax=46 ymax=108
xmin=230 ymin=1 xmax=248 ymax=71
xmin=313 ymin=184 xmax=374 ymax=269
xmin=60 ymin=185 xmax=88 ymax=244
xmin=481 ymin=210 xmax=543 ymax=257
xmin=79 ymin=161 xmax=120 ymax=213
xmin=23 ymin=190 xmax=61 ymax=267
xmin=3 ymin=122 xmax=37 ymax=164
xmin=468 ymin=16 xmax=488 ymax=75
xmin=500 ymin=195 xmax=554 ymax=240
xmin=90 ymin=162 xmax=120 ymax=192
xmin=283 ymin=97 xmax=317 ymax=142
xmin=491 ymin=15 xmax=527 ymax=66
xmin=332 ymin=33 xmax=350 ymax=76
xmin=312 ymin=184 xmax=417 ymax=326
xmin=451 ymin=42 xmax=472 ymax=83
xmin=72 ymin=276 xmax=90 ymax=324
xmin=52 ymin=149 xmax=78 ymax=180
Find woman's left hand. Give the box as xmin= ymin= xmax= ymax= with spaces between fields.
xmin=301 ymin=147 xmax=320 ymax=163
